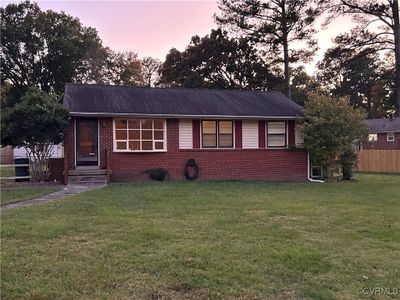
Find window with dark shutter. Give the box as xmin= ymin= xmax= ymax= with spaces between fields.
xmin=267 ymin=121 xmax=287 ymax=147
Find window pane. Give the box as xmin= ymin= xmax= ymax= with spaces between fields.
xmin=202 ymin=121 xmax=216 ymax=134
xmin=116 ymin=130 xmax=127 ymax=140
xmin=142 ymin=130 xmax=152 ymax=140
xmin=368 ymin=134 xmax=377 ymax=142
xmin=128 ymin=119 xmax=140 ymax=129
xmin=219 ymin=121 xmax=232 ymax=134
xmin=387 ymin=133 xmax=394 ymax=141
xmin=129 ymin=141 xmax=140 ymax=150
xmin=203 ymin=134 xmax=217 ymax=148
xmin=128 ymin=130 xmax=140 ymax=139
xmin=116 ymin=141 xmax=127 ymax=150
xmin=202 ymin=121 xmax=216 ymax=147
xmin=142 ymin=119 xmax=152 ymax=129
xmin=115 ymin=119 xmax=127 ymax=129
xmin=154 ymin=130 xmax=164 ymax=140
xmin=219 ymin=134 xmax=233 ymax=147
xmin=142 ymin=141 xmax=153 ymax=150
xmin=268 ymin=134 xmax=286 ymax=147
xmin=154 ymin=119 xmax=164 ymax=129
xmin=155 ymin=141 xmax=164 ymax=150
xmin=268 ymin=122 xmax=286 ymax=134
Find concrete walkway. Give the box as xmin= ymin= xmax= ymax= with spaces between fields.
xmin=1 ymin=183 xmax=106 ymax=211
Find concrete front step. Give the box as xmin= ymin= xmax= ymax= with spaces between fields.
xmin=68 ymin=174 xmax=107 ymax=184
xmin=69 ymin=169 xmax=107 ymax=176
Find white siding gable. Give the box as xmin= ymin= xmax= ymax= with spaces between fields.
xmin=179 ymin=119 xmax=193 ymax=149
xmin=242 ymin=120 xmax=259 ymax=149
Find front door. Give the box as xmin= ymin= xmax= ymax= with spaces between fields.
xmin=76 ymin=118 xmax=98 ymax=166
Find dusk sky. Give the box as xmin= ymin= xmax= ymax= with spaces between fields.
xmin=3 ymin=0 xmax=355 ymax=74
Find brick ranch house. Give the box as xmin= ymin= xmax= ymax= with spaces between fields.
xmin=63 ymin=83 xmax=309 ymax=182
xmin=362 ymin=117 xmax=400 ymax=150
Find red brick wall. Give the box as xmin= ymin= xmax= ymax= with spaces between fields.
xmin=362 ymin=132 xmax=400 ymax=150
xmin=0 ymin=145 xmax=14 ymax=164
xmin=49 ymin=158 xmax=64 ymax=182
xmin=65 ymin=118 xmax=308 ymax=181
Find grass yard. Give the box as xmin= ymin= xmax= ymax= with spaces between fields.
xmin=0 ymin=166 xmax=15 ymax=178
xmin=1 ymin=174 xmax=399 ymax=299
xmin=1 ymin=187 xmax=60 ymax=205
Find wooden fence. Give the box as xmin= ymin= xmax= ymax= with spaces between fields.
xmin=0 ymin=164 xmax=31 ymax=181
xmin=357 ymin=150 xmax=400 ymax=173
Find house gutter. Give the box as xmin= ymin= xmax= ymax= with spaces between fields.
xmin=307 ymin=152 xmax=325 ymax=183
xmin=68 ymin=111 xmax=302 ymax=120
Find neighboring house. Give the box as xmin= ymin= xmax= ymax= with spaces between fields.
xmin=63 ymin=83 xmax=307 ymax=182
xmin=13 ymin=145 xmax=64 ymax=159
xmin=362 ymin=117 xmax=400 ymax=150
xmin=0 ymin=145 xmax=63 ymax=164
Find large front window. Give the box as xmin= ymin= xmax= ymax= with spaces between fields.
xmin=267 ymin=121 xmax=287 ymax=147
xmin=201 ymin=120 xmax=233 ymax=148
xmin=114 ymin=119 xmax=166 ymax=152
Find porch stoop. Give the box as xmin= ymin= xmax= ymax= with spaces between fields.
xmin=68 ymin=169 xmax=107 ymax=184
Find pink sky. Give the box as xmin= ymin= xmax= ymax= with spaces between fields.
xmin=35 ymin=1 xmax=220 ymax=59
xmin=3 ymin=1 xmax=355 ymax=74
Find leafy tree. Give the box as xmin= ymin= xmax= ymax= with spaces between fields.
xmin=216 ymin=0 xmax=320 ymax=97
xmin=1 ymin=88 xmax=69 ymax=182
xmin=301 ymin=93 xmax=368 ymax=179
xmin=320 ymin=0 xmax=400 ymax=112
xmin=0 ymin=1 xmax=104 ymax=106
xmin=108 ymin=51 xmax=144 ymax=86
xmin=160 ymin=28 xmax=282 ymax=90
xmin=291 ymin=66 xmax=322 ymax=106
xmin=141 ymin=57 xmax=162 ymax=87
xmin=317 ymin=46 xmax=396 ymax=117
xmin=74 ymin=49 xmax=144 ymax=86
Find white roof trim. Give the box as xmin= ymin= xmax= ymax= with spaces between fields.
xmin=69 ymin=111 xmax=302 ymax=120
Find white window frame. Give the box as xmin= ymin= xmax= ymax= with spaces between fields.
xmin=387 ymin=132 xmax=395 ymax=142
xmin=368 ymin=133 xmax=378 ymax=142
xmin=113 ymin=118 xmax=167 ymax=152
xmin=266 ymin=121 xmax=287 ymax=148
xmin=200 ymin=120 xmax=235 ymax=149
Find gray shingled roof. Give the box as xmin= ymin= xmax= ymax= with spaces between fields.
xmin=365 ymin=117 xmax=400 ymax=133
xmin=63 ymin=83 xmax=303 ymax=119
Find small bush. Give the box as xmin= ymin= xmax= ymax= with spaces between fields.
xmin=144 ymin=168 xmax=168 ymax=181
xmin=340 ymin=149 xmax=357 ymax=180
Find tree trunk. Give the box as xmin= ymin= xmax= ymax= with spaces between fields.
xmin=283 ymin=40 xmax=291 ymax=99
xmin=392 ymin=0 xmax=400 ymax=114
xmin=367 ymin=93 xmax=372 ymax=118
xmin=281 ymin=0 xmax=291 ymax=99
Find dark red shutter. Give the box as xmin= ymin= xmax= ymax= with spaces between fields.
xmin=192 ymin=120 xmax=200 ymax=148
xmin=258 ymin=120 xmax=266 ymax=148
xmin=235 ymin=120 xmax=242 ymax=148
xmin=288 ymin=120 xmax=295 ymax=146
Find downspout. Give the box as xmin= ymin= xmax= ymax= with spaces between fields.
xmin=307 ymin=152 xmax=324 ymax=183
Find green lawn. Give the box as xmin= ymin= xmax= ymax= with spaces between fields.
xmin=0 ymin=166 xmax=15 ymax=178
xmin=1 ymin=187 xmax=60 ymax=205
xmin=1 ymin=174 xmax=399 ymax=299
